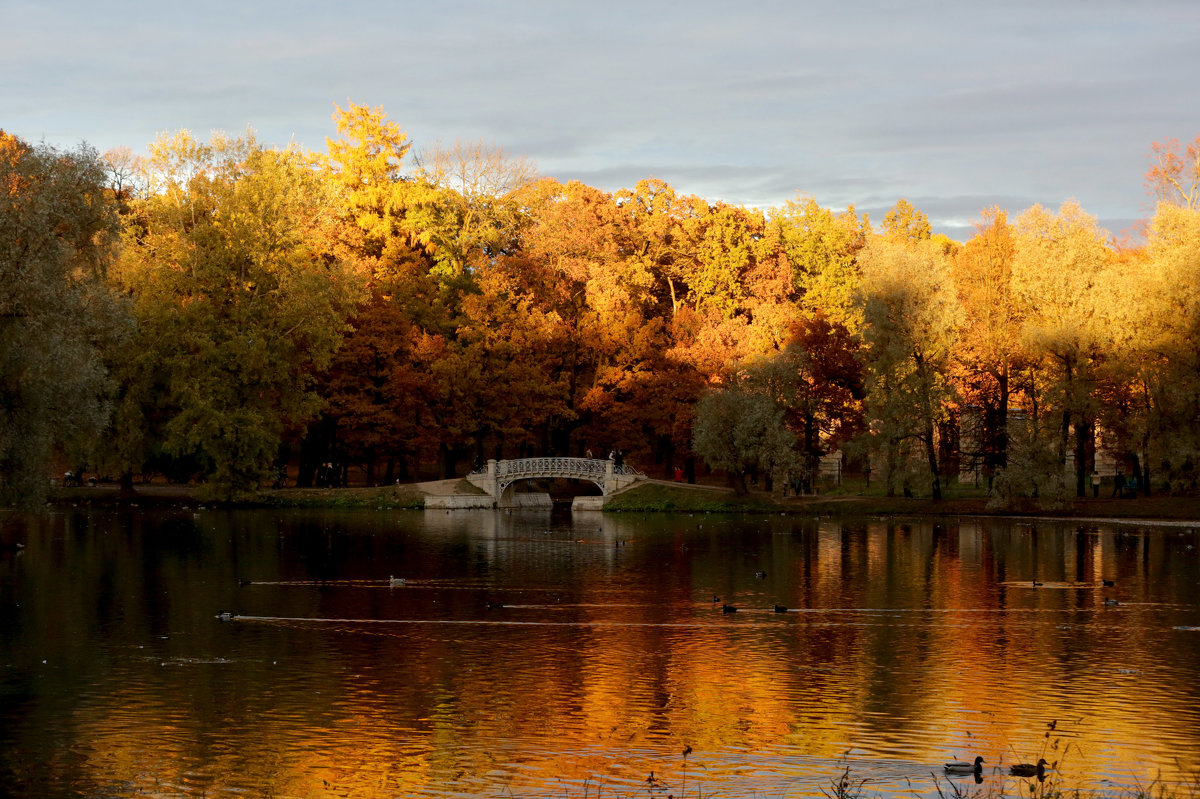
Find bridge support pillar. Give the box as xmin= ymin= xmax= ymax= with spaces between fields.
xmin=465 ymin=460 xmax=500 ymax=505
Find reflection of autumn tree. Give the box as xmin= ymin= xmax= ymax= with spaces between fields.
xmin=17 ymin=510 xmax=1199 ymax=796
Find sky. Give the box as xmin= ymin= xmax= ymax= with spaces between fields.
xmin=5 ymin=0 xmax=1199 ymax=240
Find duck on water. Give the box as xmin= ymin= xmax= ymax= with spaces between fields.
xmin=1010 ymin=758 xmax=1049 ymax=778
xmin=944 ymin=756 xmax=984 ymax=775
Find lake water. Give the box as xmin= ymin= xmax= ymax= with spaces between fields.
xmin=2 ymin=507 xmax=1200 ymax=798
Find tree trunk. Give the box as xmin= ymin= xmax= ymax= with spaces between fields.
xmin=1142 ymin=442 xmax=1152 ymax=497
xmin=296 ymin=415 xmax=336 ymax=488
xmin=915 ymin=357 xmax=942 ymax=500
xmin=804 ymin=411 xmax=819 ymax=477
xmin=660 ymin=436 xmax=675 ymax=480
xmin=997 ymin=364 xmax=1010 ymax=467
xmin=925 ymin=427 xmax=942 ymax=500
xmin=1074 ymin=414 xmax=1090 ymax=498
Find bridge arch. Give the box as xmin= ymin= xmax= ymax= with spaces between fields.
xmin=466 ymin=457 xmax=642 ymax=505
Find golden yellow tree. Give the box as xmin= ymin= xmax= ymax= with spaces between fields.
xmin=115 ymin=131 xmax=358 ymax=498
xmin=1010 ymin=201 xmax=1112 ymax=498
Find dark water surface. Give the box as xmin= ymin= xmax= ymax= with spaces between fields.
xmin=2 ymin=508 xmax=1200 ymax=798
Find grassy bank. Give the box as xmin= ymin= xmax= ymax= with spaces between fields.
xmin=604 ymin=482 xmax=782 ymax=513
xmin=262 ymin=484 xmax=426 ymax=509
xmin=48 ymin=483 xmax=427 ymax=510
xmin=603 ymin=480 xmax=1200 ymax=521
xmin=45 ymin=479 xmax=1200 ymax=522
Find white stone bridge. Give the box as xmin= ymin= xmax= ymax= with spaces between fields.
xmin=465 ymin=457 xmax=643 ymax=507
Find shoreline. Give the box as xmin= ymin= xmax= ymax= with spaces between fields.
xmin=38 ymin=481 xmax=1200 ymax=524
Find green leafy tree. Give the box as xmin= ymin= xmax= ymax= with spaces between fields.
xmin=858 ymin=235 xmax=962 ymax=499
xmin=0 ymin=132 xmax=128 ymax=505
xmin=692 ymin=377 xmax=800 ymax=495
xmin=615 ymin=178 xmax=708 ymax=319
xmin=414 ymin=138 xmax=537 ymax=283
xmin=688 ymin=204 xmax=760 ymax=319
xmin=771 ymin=196 xmax=867 ymax=331
xmin=115 ymin=131 xmax=358 ymax=499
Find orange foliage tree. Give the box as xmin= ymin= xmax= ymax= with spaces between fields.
xmin=1145 ymin=134 xmax=1200 ymax=210
xmin=950 ymin=207 xmax=1027 ymax=481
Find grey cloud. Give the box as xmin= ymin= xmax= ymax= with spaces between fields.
xmin=6 ymin=0 xmax=1197 ymax=242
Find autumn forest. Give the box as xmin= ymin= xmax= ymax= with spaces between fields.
xmin=3 ymin=104 xmax=1200 ymax=505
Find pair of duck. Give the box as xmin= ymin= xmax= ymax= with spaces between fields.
xmin=720 ymin=604 xmax=790 ymax=613
xmin=944 ymin=757 xmax=1048 ymax=778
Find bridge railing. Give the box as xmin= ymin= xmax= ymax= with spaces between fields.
xmin=482 ymin=457 xmax=643 ymax=479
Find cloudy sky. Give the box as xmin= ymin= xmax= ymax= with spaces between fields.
xmin=6 ymin=0 xmax=1199 ymax=238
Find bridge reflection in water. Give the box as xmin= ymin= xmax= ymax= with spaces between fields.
xmin=466 ymin=457 xmax=643 ymax=507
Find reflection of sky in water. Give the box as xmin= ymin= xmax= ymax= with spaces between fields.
xmin=2 ymin=509 xmax=1199 ymax=797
